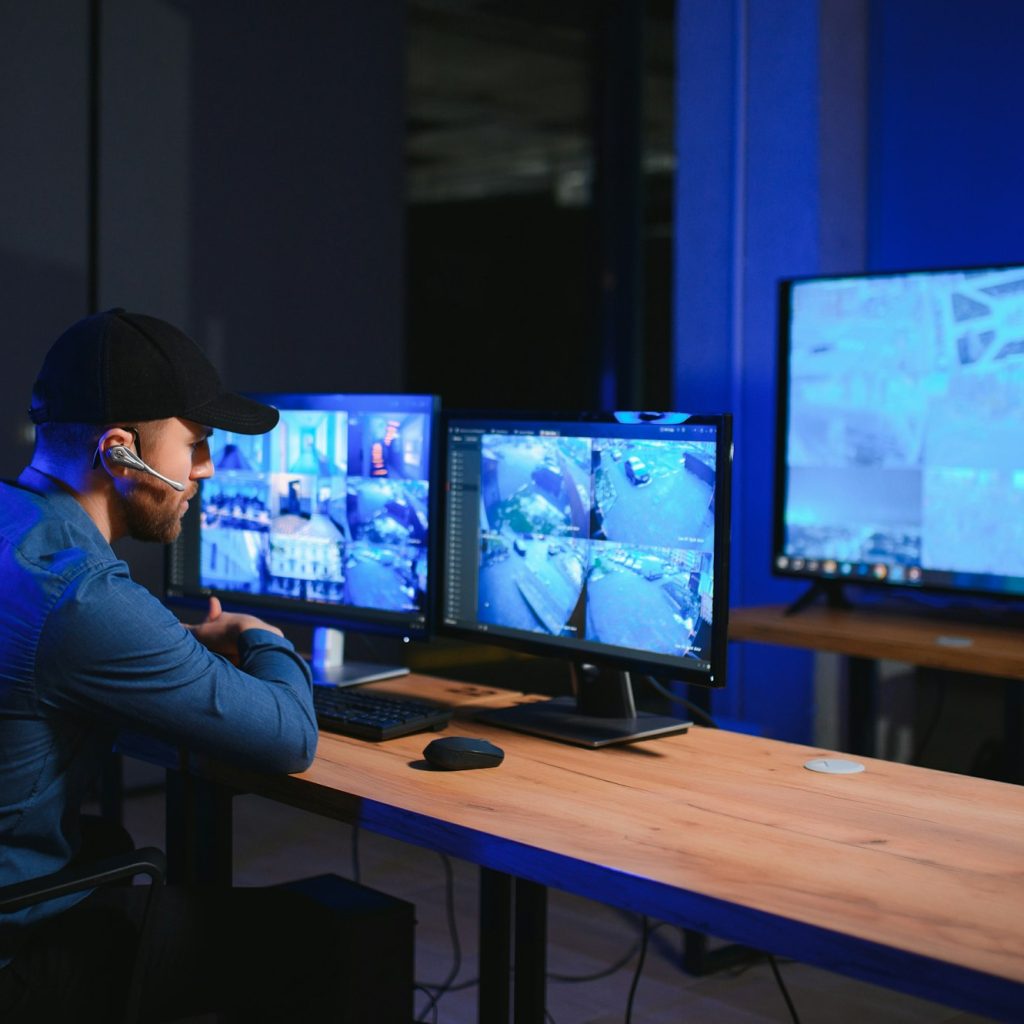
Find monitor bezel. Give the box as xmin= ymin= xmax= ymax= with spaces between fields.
xmin=772 ymin=262 xmax=1024 ymax=604
xmin=437 ymin=408 xmax=732 ymax=687
xmin=163 ymin=391 xmax=441 ymax=641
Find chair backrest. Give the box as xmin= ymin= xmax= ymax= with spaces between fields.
xmin=0 ymin=846 xmax=167 ymax=1024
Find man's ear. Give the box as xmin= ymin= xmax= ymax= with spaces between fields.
xmin=94 ymin=426 xmax=138 ymax=474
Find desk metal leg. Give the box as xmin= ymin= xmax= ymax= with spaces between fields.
xmin=514 ymin=878 xmax=547 ymax=1024
xmin=478 ymin=870 xmax=548 ymax=1024
xmin=847 ymin=655 xmax=878 ymax=757
xmin=1006 ymin=681 xmax=1022 ymax=784
xmin=479 ymin=868 xmax=513 ymax=1023
xmin=165 ymin=768 xmax=234 ymax=886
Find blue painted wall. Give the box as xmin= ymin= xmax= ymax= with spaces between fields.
xmin=868 ymin=0 xmax=1024 ymax=270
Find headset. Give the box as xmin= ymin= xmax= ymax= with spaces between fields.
xmin=103 ymin=443 xmax=186 ymax=492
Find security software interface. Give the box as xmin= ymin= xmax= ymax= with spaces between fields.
xmin=781 ymin=265 xmax=1024 ymax=595
xmin=197 ymin=394 xmax=433 ymax=626
xmin=444 ymin=417 xmax=720 ymax=672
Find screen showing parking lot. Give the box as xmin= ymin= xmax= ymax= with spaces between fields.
xmin=442 ymin=412 xmax=731 ymax=680
xmin=166 ymin=392 xmax=438 ymax=638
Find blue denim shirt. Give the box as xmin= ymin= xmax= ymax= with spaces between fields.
xmin=0 ymin=473 xmax=317 ymax=960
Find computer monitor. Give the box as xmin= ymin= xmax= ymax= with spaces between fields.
xmin=440 ymin=410 xmax=732 ymax=747
xmin=165 ymin=392 xmax=439 ymax=684
xmin=774 ymin=263 xmax=1024 ymax=610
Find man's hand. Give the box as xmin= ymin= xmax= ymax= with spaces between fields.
xmin=185 ymin=596 xmax=283 ymax=658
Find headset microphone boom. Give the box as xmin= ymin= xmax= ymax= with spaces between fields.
xmin=103 ymin=445 xmax=186 ymax=492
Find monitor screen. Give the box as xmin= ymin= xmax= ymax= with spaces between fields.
xmin=774 ymin=264 xmax=1024 ymax=601
xmin=165 ymin=393 xmax=439 ymax=645
xmin=439 ymin=410 xmax=732 ymax=744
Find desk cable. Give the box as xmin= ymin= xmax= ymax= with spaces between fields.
xmin=621 ymin=922 xmax=801 ymax=1024
xmin=637 ymin=679 xmax=804 ymax=1024
xmin=406 ymin=853 xmax=802 ymax=1024
xmin=769 ymin=955 xmax=802 ymax=1024
xmin=349 ymin=828 xmax=463 ymax=1023
xmin=390 ymin=796 xmax=804 ymax=1024
xmin=641 ymin=676 xmax=720 ymax=728
xmin=624 ymin=918 xmax=655 ymax=1023
xmin=414 ymin=853 xmax=461 ymax=1023
xmin=350 ymin=714 xmax=806 ymax=1024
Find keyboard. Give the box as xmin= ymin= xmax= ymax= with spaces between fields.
xmin=312 ymin=685 xmax=452 ymax=741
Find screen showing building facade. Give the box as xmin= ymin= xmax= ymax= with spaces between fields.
xmin=166 ymin=393 xmax=436 ymax=636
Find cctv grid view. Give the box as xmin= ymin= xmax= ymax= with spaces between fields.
xmin=199 ymin=396 xmax=432 ymax=621
xmin=782 ymin=265 xmax=1024 ymax=594
xmin=445 ymin=422 xmax=719 ymax=667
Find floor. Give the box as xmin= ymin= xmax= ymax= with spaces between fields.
xmin=110 ymin=757 xmax=997 ymax=1024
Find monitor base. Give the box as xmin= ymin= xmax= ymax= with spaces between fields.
xmin=784 ymin=580 xmax=853 ymax=616
xmin=310 ymin=626 xmax=409 ymax=687
xmin=312 ymin=661 xmax=410 ymax=688
xmin=477 ymin=696 xmax=691 ymax=749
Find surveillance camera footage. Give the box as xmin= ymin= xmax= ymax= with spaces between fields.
xmin=780 ymin=265 xmax=1024 ymax=594
xmin=445 ymin=421 xmax=719 ymax=667
xmin=199 ymin=402 xmax=432 ymax=617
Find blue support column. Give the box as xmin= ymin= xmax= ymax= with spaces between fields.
xmin=674 ymin=0 xmax=869 ymax=742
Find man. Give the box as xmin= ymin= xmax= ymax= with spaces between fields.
xmin=0 ymin=309 xmax=348 ymax=1021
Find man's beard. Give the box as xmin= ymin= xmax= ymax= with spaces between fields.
xmin=121 ymin=480 xmax=194 ymax=543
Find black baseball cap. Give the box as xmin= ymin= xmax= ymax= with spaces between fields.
xmin=29 ymin=308 xmax=278 ymax=434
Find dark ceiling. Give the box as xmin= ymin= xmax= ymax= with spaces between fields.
xmin=406 ymin=0 xmax=676 ymax=205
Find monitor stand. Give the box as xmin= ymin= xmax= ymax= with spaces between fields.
xmin=310 ymin=627 xmax=410 ymax=688
xmin=784 ymin=580 xmax=853 ymax=617
xmin=477 ymin=663 xmax=691 ymax=749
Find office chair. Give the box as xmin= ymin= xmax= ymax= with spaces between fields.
xmin=0 ymin=846 xmax=167 ymax=1024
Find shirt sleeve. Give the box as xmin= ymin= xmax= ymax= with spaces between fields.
xmin=34 ymin=557 xmax=319 ymax=774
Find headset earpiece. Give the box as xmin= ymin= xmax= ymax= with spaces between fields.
xmin=102 ymin=443 xmax=186 ymax=492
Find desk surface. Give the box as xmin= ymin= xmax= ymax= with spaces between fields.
xmin=199 ymin=675 xmax=1024 ymax=1020
xmin=730 ymin=602 xmax=1024 ymax=680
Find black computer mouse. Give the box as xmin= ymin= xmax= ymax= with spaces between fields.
xmin=423 ymin=736 xmax=505 ymax=771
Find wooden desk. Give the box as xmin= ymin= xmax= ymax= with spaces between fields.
xmin=729 ymin=604 xmax=1024 ymax=767
xmin=729 ymin=603 xmax=1024 ymax=679
xmin=170 ymin=674 xmax=1024 ymax=1023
